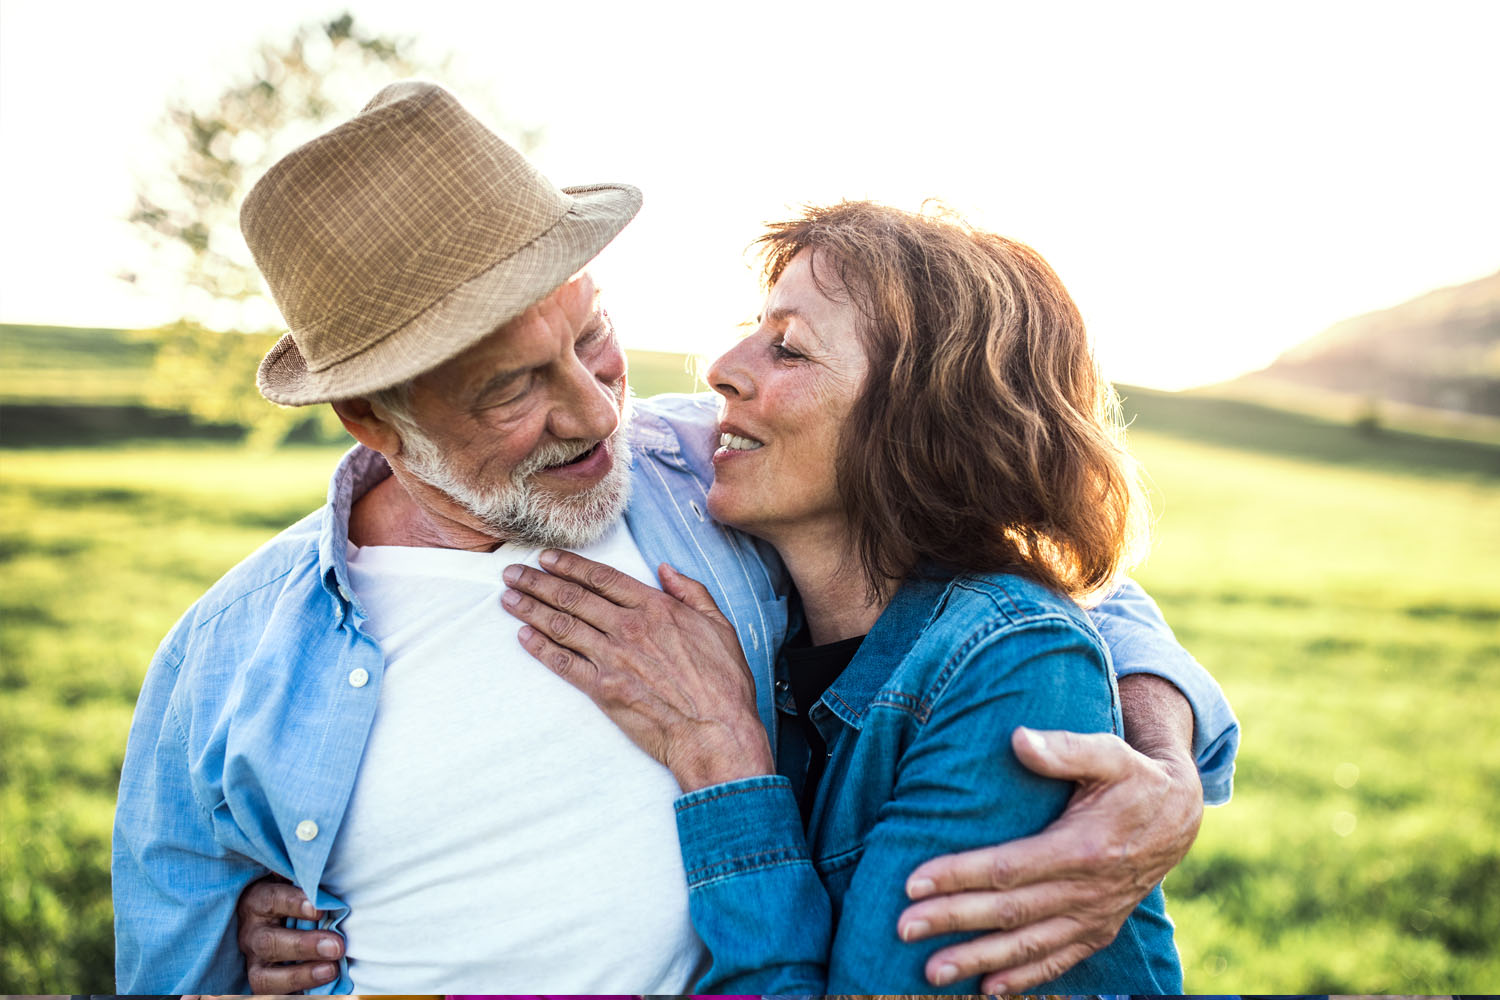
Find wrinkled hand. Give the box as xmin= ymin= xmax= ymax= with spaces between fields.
xmin=897 ymin=725 xmax=1203 ymax=991
xmin=234 ymin=873 xmax=343 ymax=994
xmin=501 ymin=549 xmax=774 ymax=791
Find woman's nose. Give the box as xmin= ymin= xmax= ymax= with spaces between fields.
xmin=707 ymin=339 xmax=755 ymax=401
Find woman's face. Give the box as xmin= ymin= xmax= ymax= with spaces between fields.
xmin=705 ymin=249 xmax=870 ymax=545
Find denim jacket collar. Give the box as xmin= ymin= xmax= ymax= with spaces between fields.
xmin=818 ymin=572 xmax=954 ymax=731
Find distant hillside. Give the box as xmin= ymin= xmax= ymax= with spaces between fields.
xmin=0 ymin=323 xmax=704 ymax=447
xmin=1230 ymin=270 xmax=1500 ymax=417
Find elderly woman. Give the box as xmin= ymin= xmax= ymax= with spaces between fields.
xmin=497 ymin=202 xmax=1183 ymax=992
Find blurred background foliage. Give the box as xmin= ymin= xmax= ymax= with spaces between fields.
xmin=119 ymin=12 xmax=537 ymax=448
xmin=124 ymin=13 xmax=423 ymax=320
xmin=2 ymin=9 xmax=1498 ymax=995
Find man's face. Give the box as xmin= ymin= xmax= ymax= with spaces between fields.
xmin=387 ymin=273 xmax=633 ymax=548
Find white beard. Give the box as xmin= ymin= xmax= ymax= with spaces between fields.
xmin=397 ymin=401 xmax=633 ymax=549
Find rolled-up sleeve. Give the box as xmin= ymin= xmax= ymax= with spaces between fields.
xmin=1090 ymin=579 xmax=1240 ymax=804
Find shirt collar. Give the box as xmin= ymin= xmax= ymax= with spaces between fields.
xmin=317 ymin=443 xmax=393 ymax=608
xmin=314 ymin=404 xmax=692 ymax=606
xmin=623 ymin=394 xmax=693 ymax=467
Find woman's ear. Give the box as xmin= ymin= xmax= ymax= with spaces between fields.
xmin=329 ymin=398 xmax=404 ymax=457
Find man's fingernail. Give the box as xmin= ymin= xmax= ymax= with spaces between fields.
xmin=933 ymin=962 xmax=959 ymax=985
xmin=503 ymin=564 xmax=522 ymax=584
xmin=985 ymin=980 xmax=1008 ymax=993
xmin=540 ymin=549 xmax=559 ymax=567
xmin=501 ymin=588 xmax=520 ymax=608
xmin=1020 ymin=726 xmax=1050 ymax=755
xmin=301 ymin=900 xmax=318 ymax=919
xmin=317 ymin=937 xmax=341 ymax=958
xmin=313 ymin=962 xmax=337 ymax=980
xmin=901 ymin=919 xmax=930 ymax=941
xmin=907 ymin=877 xmax=936 ymax=898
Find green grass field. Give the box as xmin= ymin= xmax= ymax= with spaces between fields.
xmin=1 ymin=330 xmax=1497 ymax=990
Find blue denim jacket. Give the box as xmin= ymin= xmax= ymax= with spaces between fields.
xmin=112 ymin=392 xmax=1232 ymax=992
xmin=675 ymin=571 xmax=1183 ymax=993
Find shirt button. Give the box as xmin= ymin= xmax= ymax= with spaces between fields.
xmin=295 ymin=819 xmax=319 ymax=842
xmin=348 ymin=668 xmax=369 ymax=688
xmin=775 ymin=680 xmax=790 ymax=693
xmin=337 ymin=584 xmax=354 ymax=604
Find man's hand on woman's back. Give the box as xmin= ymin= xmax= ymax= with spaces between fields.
xmin=897 ymin=673 xmax=1204 ymax=991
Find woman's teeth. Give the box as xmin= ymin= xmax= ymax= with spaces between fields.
xmin=719 ymin=433 xmax=763 ymax=451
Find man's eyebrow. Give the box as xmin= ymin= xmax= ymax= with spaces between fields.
xmin=472 ymin=288 xmax=606 ymax=402
xmin=473 ymin=365 xmax=530 ymax=401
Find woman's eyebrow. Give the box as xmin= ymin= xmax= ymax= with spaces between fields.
xmin=766 ymin=305 xmax=822 ymax=342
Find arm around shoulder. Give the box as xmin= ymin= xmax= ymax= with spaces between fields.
xmin=827 ymin=616 xmax=1122 ymax=991
xmin=1090 ymin=578 xmax=1240 ymax=803
xmin=676 ymin=616 xmax=1115 ymax=994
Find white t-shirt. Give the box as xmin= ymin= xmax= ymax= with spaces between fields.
xmin=322 ymin=519 xmax=705 ymax=992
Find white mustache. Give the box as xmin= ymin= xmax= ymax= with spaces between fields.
xmin=517 ymin=438 xmax=602 ymax=478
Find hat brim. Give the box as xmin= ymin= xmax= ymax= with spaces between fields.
xmin=257 ymin=182 xmax=642 ymax=406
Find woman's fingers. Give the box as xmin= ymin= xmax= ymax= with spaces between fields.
xmin=235 ymin=874 xmax=343 ymax=994
xmin=237 ymin=874 xmax=318 ymax=922
xmin=240 ymin=922 xmax=345 ymax=965
xmin=503 ymin=562 xmax=621 ymax=633
xmin=657 ymin=563 xmax=730 ymax=622
xmin=537 ymin=548 xmax=650 ymax=607
xmin=246 ymin=954 xmax=341 ymax=995
xmin=515 ymin=622 xmax=599 ymax=689
xmin=502 ymin=572 xmax=611 ymax=657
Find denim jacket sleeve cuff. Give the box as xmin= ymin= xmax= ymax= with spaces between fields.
xmin=1090 ymin=579 xmax=1241 ymax=805
xmin=674 ymin=774 xmax=810 ymax=884
xmin=674 ymin=775 xmax=831 ymax=992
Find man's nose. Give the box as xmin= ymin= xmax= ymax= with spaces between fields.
xmin=549 ymin=353 xmax=622 ymax=442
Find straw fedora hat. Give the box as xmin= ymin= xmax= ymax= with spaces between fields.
xmin=242 ymin=80 xmax=641 ymax=405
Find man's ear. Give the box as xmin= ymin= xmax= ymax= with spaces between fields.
xmin=329 ymin=398 xmax=404 ymax=457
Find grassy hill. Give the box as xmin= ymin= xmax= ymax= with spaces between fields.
xmin=1117 ymin=384 xmax=1500 ymax=478
xmin=0 ymin=323 xmax=705 ymax=447
xmin=1229 ymin=269 xmax=1500 ymax=418
xmin=3 ymin=326 xmax=1498 ymax=991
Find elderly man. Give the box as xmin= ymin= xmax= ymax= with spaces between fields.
xmin=112 ymin=81 xmax=1237 ymax=994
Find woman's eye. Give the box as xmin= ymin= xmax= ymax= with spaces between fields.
xmin=772 ymin=339 xmax=803 ymax=361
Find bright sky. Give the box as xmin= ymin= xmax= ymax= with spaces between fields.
xmin=1 ymin=0 xmax=1496 ymax=389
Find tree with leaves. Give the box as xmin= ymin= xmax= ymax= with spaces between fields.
xmin=125 ymin=13 xmax=535 ymax=446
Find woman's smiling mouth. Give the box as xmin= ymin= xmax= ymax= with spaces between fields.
xmin=718 ymin=432 xmax=764 ymax=452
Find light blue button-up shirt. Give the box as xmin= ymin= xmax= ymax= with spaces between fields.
xmin=112 ymin=392 xmax=1237 ymax=993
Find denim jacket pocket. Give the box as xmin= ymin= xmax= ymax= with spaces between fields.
xmin=813 ymin=842 xmax=864 ymax=910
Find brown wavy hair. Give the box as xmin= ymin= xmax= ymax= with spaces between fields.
xmin=756 ymin=201 xmax=1147 ymax=602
